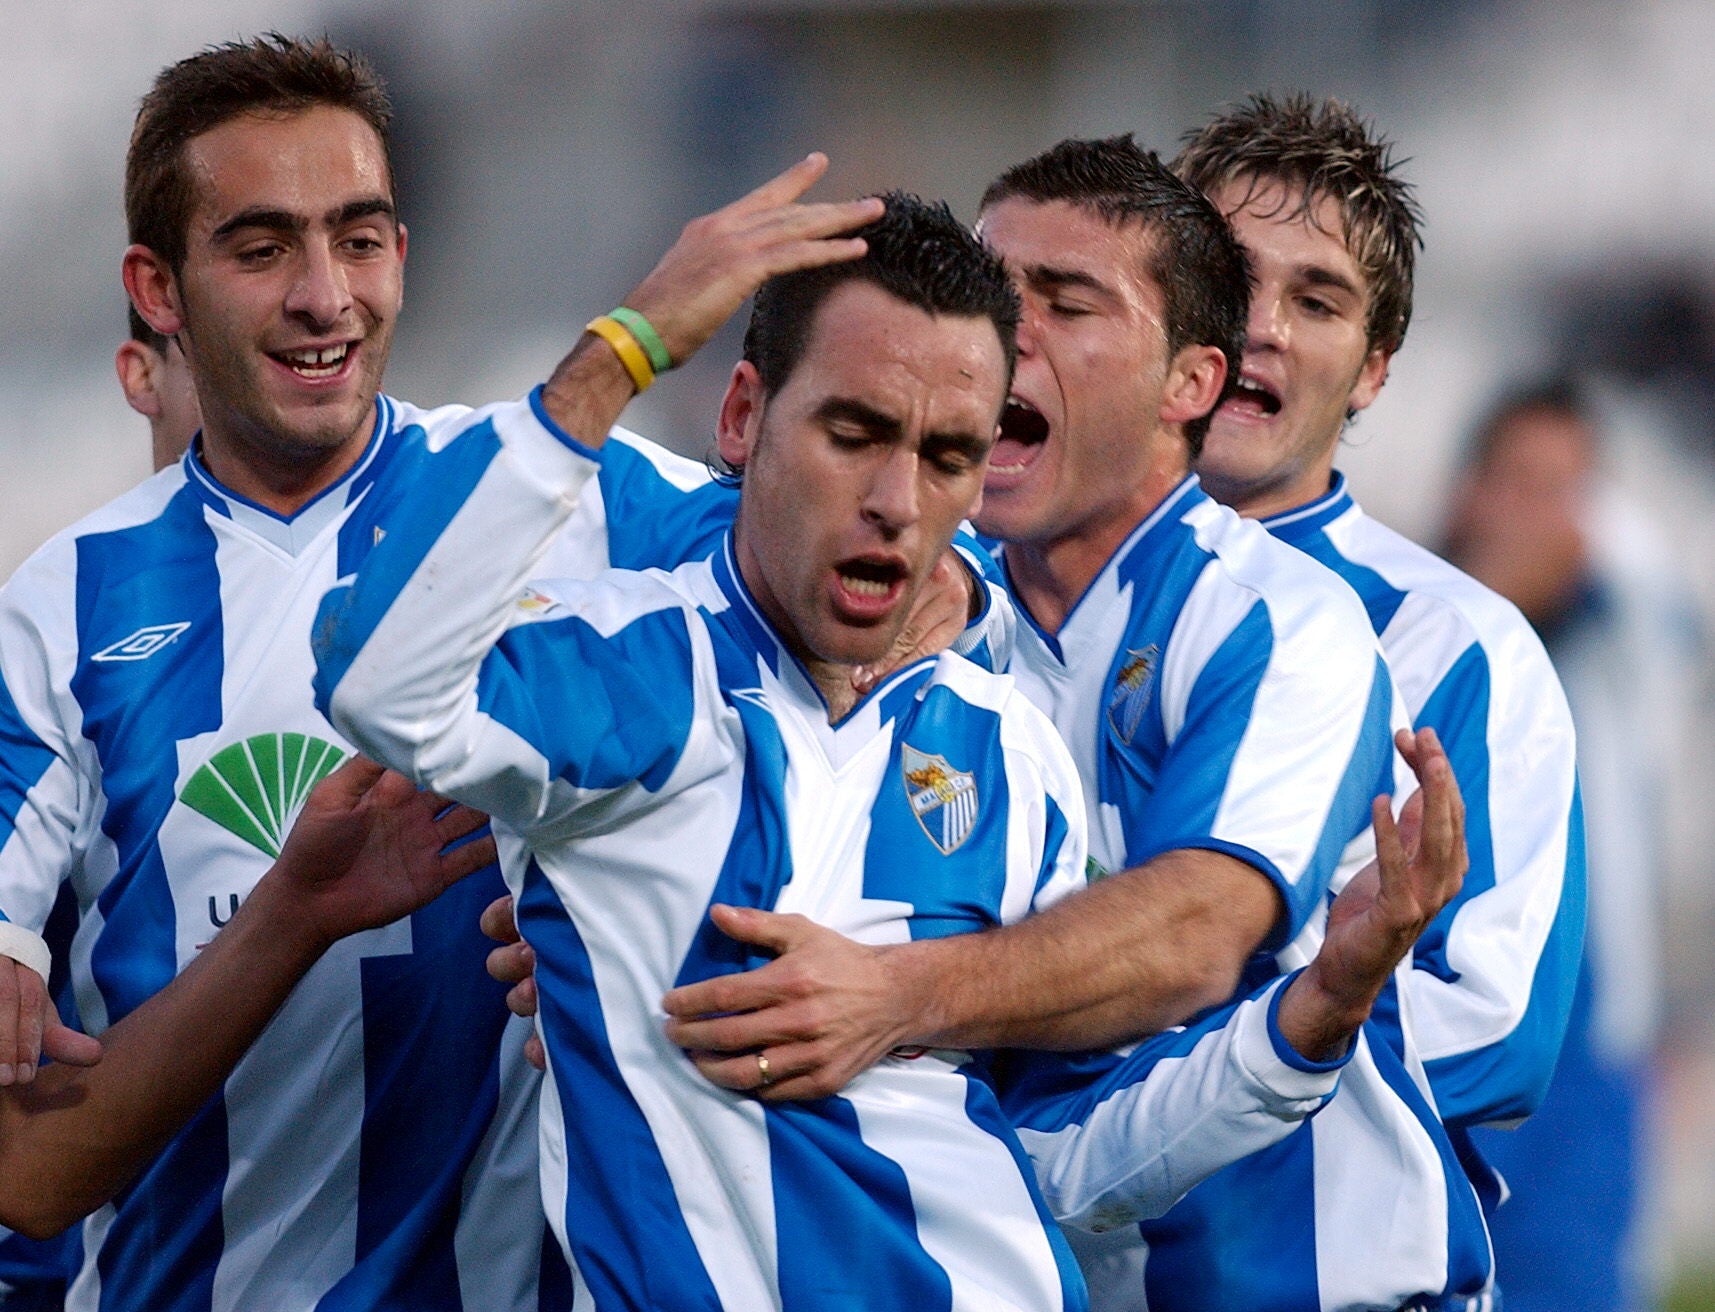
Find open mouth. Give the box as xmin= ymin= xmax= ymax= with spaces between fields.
xmin=990 ymin=398 xmax=1050 ymax=473
xmin=1223 ymin=376 xmax=1282 ymax=418
xmin=272 ymin=343 xmax=351 ymax=380
xmin=837 ymin=557 xmax=906 ymax=599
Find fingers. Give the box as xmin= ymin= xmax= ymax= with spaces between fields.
xmin=705 ymin=904 xmax=810 ymax=956
xmin=433 ymin=804 xmax=490 ymax=847
xmin=8 ymin=961 xmax=47 ymax=1084
xmin=684 ymin=1042 xmax=872 ymax=1103
xmin=739 ymin=152 xmax=832 ymax=211
xmin=507 ymin=976 xmax=538 ymax=1022
xmin=487 ymin=937 xmax=534 ymax=988
xmin=319 ymin=754 xmax=389 ymax=806
xmin=440 ymin=832 xmax=499 ymax=884
xmin=480 ymin=894 xmax=521 ymax=945
xmin=42 ymin=1021 xmax=102 ymax=1069
xmin=524 ymin=1031 xmax=546 ymax=1072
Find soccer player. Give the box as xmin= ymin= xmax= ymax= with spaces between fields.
xmin=115 ymin=306 xmax=201 ymax=472
xmin=0 ymin=34 xmax=881 ymax=1309
xmin=1170 ymin=95 xmax=1585 ymax=1307
xmin=315 ymin=183 xmax=1468 ymax=1310
xmin=632 ymin=137 xmax=1493 ymax=1308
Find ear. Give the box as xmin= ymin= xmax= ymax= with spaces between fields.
xmin=716 ymin=361 xmax=766 ymax=471
xmin=122 ymin=245 xmax=185 ymax=337
xmin=1159 ymin=343 xmax=1227 ymax=429
xmin=1346 ymin=346 xmax=1391 ymax=416
xmin=115 ymin=341 xmax=164 ymax=419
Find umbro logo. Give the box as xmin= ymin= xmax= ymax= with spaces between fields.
xmin=91 ymin=622 xmax=192 ymax=663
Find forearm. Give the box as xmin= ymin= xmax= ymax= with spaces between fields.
xmin=0 ymin=878 xmax=329 ymax=1237
xmin=891 ymin=851 xmax=1280 ymax=1051
xmin=1014 ymin=975 xmax=1346 ymax=1230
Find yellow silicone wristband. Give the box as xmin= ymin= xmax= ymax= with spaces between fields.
xmin=585 ymin=315 xmax=655 ymax=393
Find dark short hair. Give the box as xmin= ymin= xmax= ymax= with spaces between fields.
xmin=980 ymin=134 xmax=1250 ymax=457
xmin=126 ymin=33 xmax=394 ymax=272
xmin=742 ymin=192 xmax=1020 ymax=399
xmin=1174 ymin=93 xmax=1423 ymax=357
xmin=1462 ymin=376 xmax=1595 ymax=473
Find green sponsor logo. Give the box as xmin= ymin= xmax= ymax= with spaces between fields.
xmin=179 ymin=732 xmax=348 ymax=858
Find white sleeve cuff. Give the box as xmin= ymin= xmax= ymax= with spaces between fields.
xmin=0 ymin=921 xmax=51 ymax=984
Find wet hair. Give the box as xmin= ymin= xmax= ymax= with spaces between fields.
xmin=742 ymin=191 xmax=1020 ymax=397
xmin=126 ymin=33 xmax=395 ymax=272
xmin=980 ymin=134 xmax=1250 ymax=456
xmin=1174 ymin=93 xmax=1423 ymax=357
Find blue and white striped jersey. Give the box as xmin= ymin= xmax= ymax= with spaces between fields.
xmin=1003 ymin=476 xmax=1495 ymax=1312
xmin=314 ymin=394 xmax=1358 ymax=1311
xmin=0 ymin=397 xmax=732 ymax=1312
xmin=1262 ymin=473 xmax=1584 ymax=1130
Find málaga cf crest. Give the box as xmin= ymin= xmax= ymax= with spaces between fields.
xmin=901 ymin=744 xmax=980 ymax=855
xmin=1106 ymin=644 xmax=1159 ymax=746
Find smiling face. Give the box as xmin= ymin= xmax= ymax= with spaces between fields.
xmin=718 ymin=279 xmax=1005 ymax=696
xmin=973 ymin=197 xmax=1220 ymax=615
xmin=1197 ymin=180 xmax=1390 ymax=518
xmin=123 ymin=104 xmax=405 ymax=507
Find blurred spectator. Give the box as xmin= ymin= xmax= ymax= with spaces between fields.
xmin=1445 ymin=377 xmax=1706 ymax=1312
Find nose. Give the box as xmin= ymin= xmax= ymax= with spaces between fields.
xmin=1015 ymin=301 xmax=1041 ymax=357
xmin=863 ymin=446 xmax=921 ymax=534
xmin=1246 ymin=286 xmax=1287 ymax=352
xmin=284 ymin=240 xmax=352 ymax=331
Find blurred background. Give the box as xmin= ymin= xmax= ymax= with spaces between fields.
xmin=3 ymin=0 xmax=1712 ymax=1305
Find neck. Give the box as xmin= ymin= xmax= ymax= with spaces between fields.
xmin=198 ymin=407 xmax=377 ymax=517
xmin=807 ymin=660 xmax=862 ymax=724
xmin=1003 ymin=457 xmax=1186 ymax=637
xmin=1202 ymin=461 xmax=1337 ymax=523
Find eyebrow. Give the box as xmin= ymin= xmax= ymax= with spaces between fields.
xmin=1294 ymin=262 xmax=1364 ymax=299
xmin=210 ymin=196 xmax=397 ymax=244
xmin=1021 ymin=263 xmax=1112 ymax=298
xmin=816 ymin=397 xmax=993 ymax=458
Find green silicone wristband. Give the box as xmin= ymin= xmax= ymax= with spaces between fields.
xmin=610 ymin=307 xmax=673 ymax=374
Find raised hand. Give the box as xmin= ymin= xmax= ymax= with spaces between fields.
xmin=1277 ymin=727 xmax=1467 ymax=1061
xmin=272 ymin=755 xmax=497 ymax=950
xmin=620 ymin=154 xmax=885 ymax=369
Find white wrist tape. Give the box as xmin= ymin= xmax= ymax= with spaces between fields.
xmin=0 ymin=921 xmax=52 ymax=984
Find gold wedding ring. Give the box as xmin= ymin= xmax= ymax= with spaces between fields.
xmin=756 ymin=1052 xmax=774 ymax=1086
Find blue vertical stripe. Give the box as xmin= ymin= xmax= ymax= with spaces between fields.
xmin=72 ymin=489 xmax=225 ymax=1023
xmin=767 ymin=1098 xmax=953 ymax=1312
xmin=317 ymin=866 xmax=514 ymax=1311
xmin=861 ymin=688 xmax=1010 ymax=940
xmin=0 ymin=669 xmax=58 ymax=857
xmin=517 ymin=859 xmax=724 ymax=1311
xmin=96 ymin=1099 xmax=228 ymax=1312
xmin=1138 ymin=1128 xmax=1321 ymax=1312
xmin=674 ymin=624 xmax=794 ymax=986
